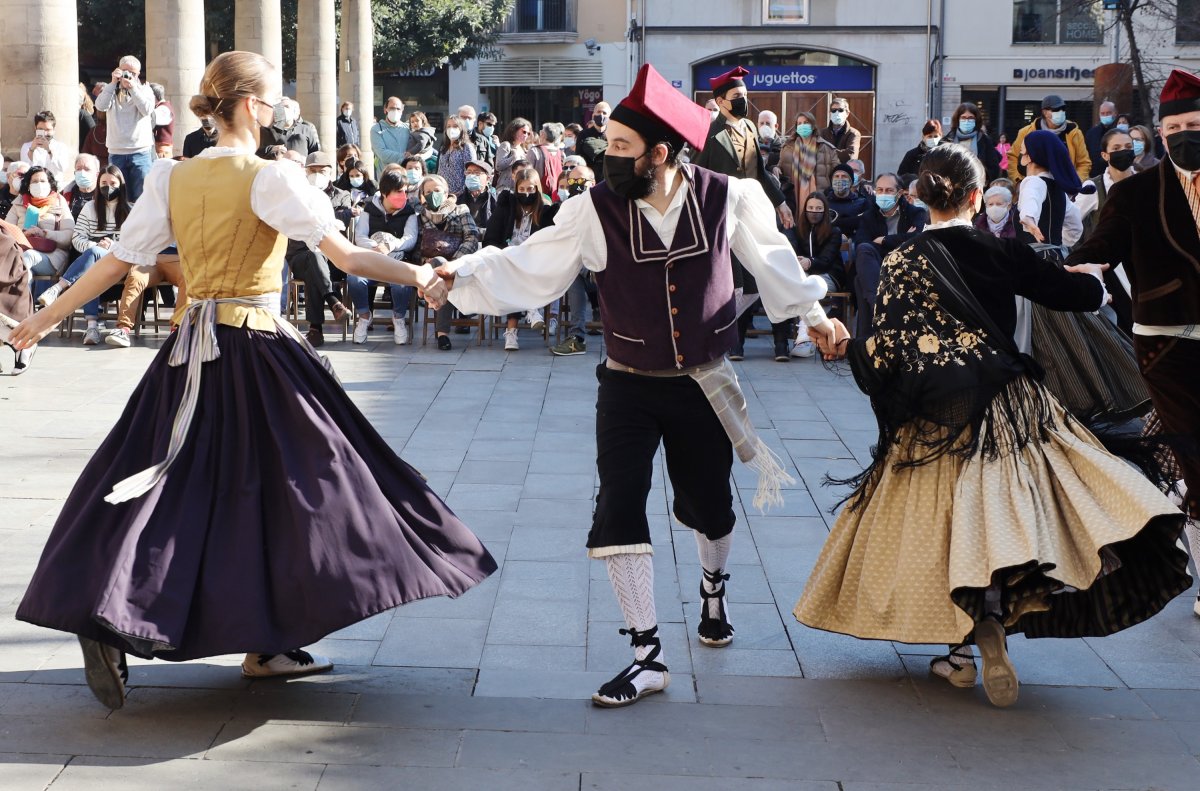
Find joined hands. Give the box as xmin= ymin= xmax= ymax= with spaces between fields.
xmin=808 ymin=318 xmax=851 ymax=361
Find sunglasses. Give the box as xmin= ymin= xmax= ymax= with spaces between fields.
xmin=567 ymin=178 xmax=591 ymax=187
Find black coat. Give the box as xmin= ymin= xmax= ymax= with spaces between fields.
xmin=483 ymin=191 xmax=560 ymax=249
xmin=336 ymin=114 xmax=360 ymax=148
xmin=1066 ymin=159 xmax=1200 ymax=326
xmin=456 ymin=188 xmax=499 ymax=233
xmin=824 ymin=187 xmax=870 ymax=238
xmin=257 ymin=119 xmax=321 ymax=159
xmin=792 ymin=225 xmax=845 ymax=288
xmin=853 ymin=197 xmax=929 ymax=254
xmin=182 ymin=128 xmax=218 ymax=159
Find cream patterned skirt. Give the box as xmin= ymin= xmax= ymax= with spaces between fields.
xmin=794 ymin=381 xmax=1190 ymax=645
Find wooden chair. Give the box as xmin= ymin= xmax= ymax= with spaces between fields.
xmin=287 ymin=278 xmax=350 ymax=341
xmin=421 ymin=298 xmax=488 ymax=346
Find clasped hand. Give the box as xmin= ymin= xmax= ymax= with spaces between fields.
xmin=807 ymin=318 xmax=851 ymax=361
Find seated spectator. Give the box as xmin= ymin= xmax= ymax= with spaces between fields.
xmin=259 ymin=97 xmax=320 ymax=159
xmin=288 ymin=152 xmax=353 ymax=347
xmin=437 ymin=116 xmax=478 ymax=195
xmin=336 ymin=143 xmax=362 ymax=176
xmin=95 ymin=55 xmax=155 ymax=201
xmin=0 ymin=219 xmax=36 ymax=374
xmin=485 ymin=167 xmax=560 ymax=351
xmin=527 ymin=123 xmax=564 ymax=196
xmin=63 ymin=154 xmax=101 ymax=219
xmin=973 ymin=185 xmax=1019 ymax=239
xmin=400 ymin=154 xmax=427 ymax=205
xmin=406 ymin=112 xmax=439 ymax=172
xmin=554 ymin=170 xmax=572 ymax=204
xmin=38 ymin=165 xmax=129 ymax=344
xmin=550 ymin=165 xmax=600 ymax=357
xmin=20 ymin=111 xmax=74 ymax=184
xmin=851 ymin=171 xmax=928 ymax=336
xmin=103 ymin=250 xmax=188 ymax=348
xmin=149 ymin=83 xmax=175 ymax=158
xmin=182 ymin=116 xmax=219 ymax=158
xmin=790 ymin=191 xmax=844 ymax=358
xmin=848 ymin=159 xmax=873 ymax=196
xmin=348 ymin=169 xmax=419 ymax=345
xmin=456 ymin=159 xmax=497 ymax=232
xmin=472 ymin=112 xmax=499 ymax=168
xmin=335 ymin=158 xmax=378 ymax=216
xmin=1 ymin=162 xmax=31 ymax=220
xmin=5 ymin=166 xmax=75 ymax=291
xmin=415 ymin=173 xmax=481 ymax=350
xmin=824 ymin=162 xmax=869 ymax=238
xmin=562 ymin=154 xmax=587 ymax=174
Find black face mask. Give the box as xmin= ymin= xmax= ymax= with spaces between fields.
xmin=806 ymin=211 xmax=825 ymax=226
xmin=604 ymin=153 xmax=655 ymax=201
xmin=516 ymin=191 xmax=539 ymax=207
xmin=593 ymin=114 xmax=607 ymax=127
xmin=100 ymin=185 xmax=120 ymax=201
xmin=1167 ymin=130 xmax=1200 ymax=172
xmin=728 ymin=96 xmax=749 ymax=118
xmin=1107 ymin=149 xmax=1136 ymax=172
xmin=567 ymin=183 xmax=589 ymax=196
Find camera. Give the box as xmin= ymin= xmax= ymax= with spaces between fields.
xmin=34 ymin=130 xmax=49 ymax=139
xmin=121 ymin=71 xmax=135 ymax=81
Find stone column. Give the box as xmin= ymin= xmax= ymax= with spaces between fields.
xmin=235 ymin=0 xmax=283 ymax=72
xmin=343 ymin=0 xmax=375 ymax=171
xmin=0 ymin=0 xmax=80 ymax=160
xmin=146 ymin=0 xmax=208 ymax=156
xmin=297 ymin=0 xmax=337 ymax=153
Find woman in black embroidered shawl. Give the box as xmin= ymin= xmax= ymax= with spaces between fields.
xmin=794 ymin=146 xmax=1190 ymax=708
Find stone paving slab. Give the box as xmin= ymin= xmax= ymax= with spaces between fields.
xmin=2 ymin=331 xmax=1199 ymax=788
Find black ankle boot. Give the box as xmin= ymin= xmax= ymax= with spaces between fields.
xmin=697 ymin=569 xmax=735 ymax=647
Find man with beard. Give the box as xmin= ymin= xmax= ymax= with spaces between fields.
xmin=430 ymin=64 xmax=848 ymax=707
xmin=1066 ymin=68 xmax=1200 ymax=614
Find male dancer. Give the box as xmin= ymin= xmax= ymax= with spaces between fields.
xmin=693 ymin=66 xmax=793 ymax=360
xmin=432 ymin=64 xmax=847 ymax=705
xmin=1066 ymin=68 xmax=1200 ymax=613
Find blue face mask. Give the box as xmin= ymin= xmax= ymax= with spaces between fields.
xmin=349 ymin=176 xmax=364 ymax=188
xmin=1050 ymin=110 xmax=1067 ymax=127
xmin=875 ymin=194 xmax=897 ymax=212
xmin=1100 ymin=114 xmax=1114 ymax=126
xmin=464 ymin=174 xmax=485 ymax=192
xmin=1133 ymin=139 xmax=1146 ymax=157
xmin=958 ymin=119 xmax=976 ymax=135
xmin=796 ymin=123 xmax=813 ymax=139
xmin=1116 ymin=123 xmax=1130 ymax=133
xmin=482 ymin=125 xmax=495 ymax=137
xmin=909 ymin=198 xmax=927 ymax=210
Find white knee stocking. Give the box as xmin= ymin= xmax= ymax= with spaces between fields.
xmin=605 ymin=553 xmax=659 ymax=663
xmin=695 ymin=532 xmax=733 ymax=620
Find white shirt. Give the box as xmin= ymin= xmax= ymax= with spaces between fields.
xmin=353 ymin=193 xmax=419 ymax=253
xmin=444 ymin=168 xmax=829 ymax=328
xmin=1018 ymin=174 xmax=1083 ymax=247
xmin=1075 ymin=171 xmax=1129 ymax=219
xmin=19 ymin=139 xmax=74 ymax=184
xmin=111 ymin=146 xmax=338 ymax=267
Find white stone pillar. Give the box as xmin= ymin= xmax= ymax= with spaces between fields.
xmin=0 ymin=0 xmax=80 ymax=161
xmin=235 ymin=0 xmax=283 ymax=72
xmin=343 ymin=0 xmax=375 ymax=171
xmin=297 ymin=0 xmax=337 ymax=153
xmin=146 ymin=0 xmax=208 ymax=156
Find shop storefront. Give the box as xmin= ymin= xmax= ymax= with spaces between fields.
xmin=375 ymin=66 xmax=450 ymax=130
xmin=951 ymin=64 xmax=1102 ymax=145
xmin=691 ymin=48 xmax=879 ymax=170
xmin=479 ymin=57 xmax=606 ymax=128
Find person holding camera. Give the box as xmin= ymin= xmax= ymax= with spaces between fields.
xmin=19 ymin=111 xmax=74 ymax=185
xmin=95 ymin=56 xmax=156 ymax=202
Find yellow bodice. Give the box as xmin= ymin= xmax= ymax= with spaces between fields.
xmin=168 ymin=155 xmax=289 ymax=330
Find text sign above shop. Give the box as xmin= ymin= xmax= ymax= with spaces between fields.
xmin=694 ymin=64 xmax=874 ymax=92
xmin=1013 ymin=66 xmax=1096 ymax=82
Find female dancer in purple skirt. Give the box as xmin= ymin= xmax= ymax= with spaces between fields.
xmin=8 ymin=51 xmax=497 ymax=709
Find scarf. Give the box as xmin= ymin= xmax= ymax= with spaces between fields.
xmin=24 ymin=192 xmax=54 ymax=210
xmin=949 ymin=128 xmax=979 ymax=155
xmin=987 ymin=212 xmax=1008 ymax=236
xmin=789 ymin=136 xmax=819 ymax=214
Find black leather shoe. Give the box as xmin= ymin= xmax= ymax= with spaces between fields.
xmin=774 ymin=340 xmax=790 ymax=362
xmin=728 ymin=344 xmax=744 ymax=361
xmin=437 ymin=335 xmax=453 ymax=351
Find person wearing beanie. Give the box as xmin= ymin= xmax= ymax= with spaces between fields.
xmin=432 ymin=63 xmax=847 ymax=707
xmin=1007 ymin=93 xmax=1091 ymax=184
xmin=824 ymin=161 xmax=869 ymax=238
xmin=693 ymin=66 xmax=795 ymax=360
xmin=1067 ymin=69 xmax=1200 ymax=609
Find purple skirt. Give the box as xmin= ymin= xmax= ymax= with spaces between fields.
xmin=16 ymin=325 xmax=496 ymax=660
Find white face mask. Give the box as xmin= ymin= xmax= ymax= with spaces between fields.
xmin=307 ymin=173 xmax=330 ymax=191
xmin=386 ymin=108 xmax=403 ymax=124
xmin=557 ymin=188 xmax=570 ymax=202
xmin=758 ymin=124 xmax=775 ymax=141
xmin=924 ymin=136 xmax=940 ymax=149
xmin=446 ymin=127 xmax=462 ymax=141
xmin=710 ymin=110 xmax=720 ymax=122
xmin=985 ymin=204 xmax=1009 ymax=223
xmin=29 ymin=182 xmax=51 ymax=199
xmin=831 ymin=110 xmax=848 ymax=125
xmin=563 ymin=136 xmax=575 ymax=149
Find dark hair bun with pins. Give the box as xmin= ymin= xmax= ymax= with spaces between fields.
xmin=915 ymin=145 xmax=985 ymax=213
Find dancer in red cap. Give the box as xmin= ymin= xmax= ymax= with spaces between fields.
xmin=431 ymin=64 xmax=849 ymax=706
xmin=1067 ymin=69 xmax=1200 ymax=613
xmin=694 ymin=66 xmax=796 ymax=360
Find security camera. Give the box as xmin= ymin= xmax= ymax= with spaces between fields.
xmin=585 ymin=38 xmax=597 ymax=48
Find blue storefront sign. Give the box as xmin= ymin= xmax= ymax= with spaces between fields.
xmin=693 ymin=64 xmax=874 ymax=93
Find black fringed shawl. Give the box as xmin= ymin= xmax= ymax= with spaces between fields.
xmin=838 ymin=231 xmax=1058 ymax=509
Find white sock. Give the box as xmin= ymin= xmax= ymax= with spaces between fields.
xmin=796 ymin=317 xmax=809 ymax=340
xmin=695 ymin=532 xmax=733 ymax=620
xmin=86 ymin=318 xmax=98 ymax=329
xmin=604 ymin=553 xmax=663 ymax=672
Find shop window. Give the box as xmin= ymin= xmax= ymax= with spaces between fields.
xmin=1179 ymin=0 xmax=1200 ymax=44
xmin=507 ymin=0 xmax=574 ymax=33
xmin=1013 ymin=0 xmax=1103 ymax=44
xmin=763 ymin=0 xmax=809 ymax=24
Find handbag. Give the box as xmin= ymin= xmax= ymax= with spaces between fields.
xmin=420 ymin=224 xmax=463 ymax=261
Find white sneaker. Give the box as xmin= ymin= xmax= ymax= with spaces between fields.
xmin=791 ymin=339 xmax=816 ymax=358
xmin=241 ymin=649 xmax=333 ymax=679
xmin=104 ymin=328 xmax=131 ymax=348
xmin=37 ymin=284 xmax=61 ymax=307
xmin=392 ymin=317 xmax=409 ymax=345
xmin=548 ymin=317 xmax=558 ymax=336
xmin=83 ymin=326 xmax=101 ymax=345
xmin=525 ymin=309 xmax=545 ymax=330
xmin=353 ymin=316 xmax=370 ymax=344
xmin=504 ymin=327 xmax=519 ymax=351
xmin=930 ymin=645 xmax=977 ymax=689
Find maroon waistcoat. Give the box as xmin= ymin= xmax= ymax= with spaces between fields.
xmin=592 ymin=165 xmax=736 ymax=370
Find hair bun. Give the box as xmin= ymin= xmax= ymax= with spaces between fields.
xmin=189 ymin=94 xmax=216 ymax=118
xmin=919 ymin=171 xmax=953 ymax=208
